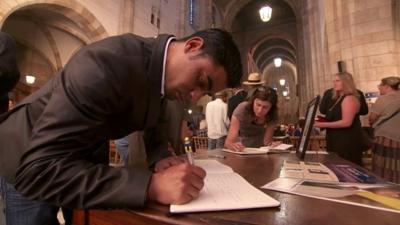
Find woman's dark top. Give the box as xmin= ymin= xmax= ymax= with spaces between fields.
xmin=325 ymin=95 xmax=363 ymax=165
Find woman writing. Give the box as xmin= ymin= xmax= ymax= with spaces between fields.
xmin=369 ymin=76 xmax=400 ymax=183
xmin=225 ymin=86 xmax=278 ymax=151
xmin=314 ymin=72 xmax=365 ymax=165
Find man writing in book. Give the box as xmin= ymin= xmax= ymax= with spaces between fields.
xmin=0 ymin=28 xmax=243 ymax=222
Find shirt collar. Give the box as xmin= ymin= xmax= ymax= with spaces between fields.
xmin=161 ymin=37 xmax=176 ymax=97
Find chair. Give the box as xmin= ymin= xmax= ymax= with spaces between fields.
xmin=289 ymin=136 xmax=300 ymax=149
xmin=289 ymin=136 xmax=326 ymax=152
xmin=195 ymin=129 xmax=208 ymax=137
xmin=192 ymin=136 xmax=208 ymax=154
xmin=309 ymin=136 xmax=327 ymax=151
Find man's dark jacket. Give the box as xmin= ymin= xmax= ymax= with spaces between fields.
xmin=0 ymin=34 xmax=172 ymax=209
xmin=0 ymin=32 xmax=20 ymax=113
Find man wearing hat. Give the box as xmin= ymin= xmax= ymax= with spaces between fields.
xmin=227 ymin=72 xmax=265 ymax=119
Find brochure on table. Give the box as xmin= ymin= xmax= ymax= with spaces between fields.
xmin=263 ymin=161 xmax=400 ymax=214
xmin=280 ymin=160 xmax=339 ymax=182
xmin=170 ymin=159 xmax=280 ymax=213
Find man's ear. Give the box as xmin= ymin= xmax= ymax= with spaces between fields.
xmin=184 ymin=37 xmax=204 ymax=53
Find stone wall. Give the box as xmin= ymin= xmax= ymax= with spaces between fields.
xmin=323 ymin=0 xmax=399 ymax=93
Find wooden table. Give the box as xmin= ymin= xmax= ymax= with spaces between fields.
xmin=74 ymin=151 xmax=400 ymax=225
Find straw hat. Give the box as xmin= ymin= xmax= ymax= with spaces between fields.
xmin=242 ymin=72 xmax=265 ymax=85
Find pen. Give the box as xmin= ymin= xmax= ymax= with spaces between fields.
xmin=184 ymin=137 xmax=195 ymax=165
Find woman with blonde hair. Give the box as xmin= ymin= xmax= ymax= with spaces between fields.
xmin=369 ymin=76 xmax=400 ymax=183
xmin=315 ymin=72 xmax=365 ymax=165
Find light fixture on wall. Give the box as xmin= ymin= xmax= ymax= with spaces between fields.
xmin=274 ymin=57 xmax=282 ymax=67
xmin=259 ymin=5 xmax=272 ymax=22
xmin=282 ymin=90 xmax=288 ymax=97
xmin=279 ymin=79 xmax=286 ymax=86
xmin=25 ymin=75 xmax=36 ymax=84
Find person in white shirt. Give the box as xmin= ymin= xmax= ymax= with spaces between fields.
xmin=205 ymin=91 xmax=230 ymax=149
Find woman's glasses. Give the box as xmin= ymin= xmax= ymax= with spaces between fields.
xmin=257 ymin=86 xmax=276 ymax=95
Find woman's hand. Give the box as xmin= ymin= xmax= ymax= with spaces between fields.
xmin=265 ymin=141 xmax=282 ymax=147
xmin=225 ymin=141 xmax=245 ymax=151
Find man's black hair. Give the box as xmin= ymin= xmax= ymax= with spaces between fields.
xmin=178 ymin=28 xmax=243 ymax=88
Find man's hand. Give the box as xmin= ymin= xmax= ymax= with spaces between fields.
xmin=147 ymin=163 xmax=206 ymax=205
xmin=154 ymin=156 xmax=186 ymax=172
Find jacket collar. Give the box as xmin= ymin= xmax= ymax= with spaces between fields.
xmin=144 ymin=34 xmax=174 ymax=129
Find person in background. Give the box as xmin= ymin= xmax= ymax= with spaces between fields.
xmin=225 ymin=86 xmax=278 ymax=151
xmin=227 ymin=72 xmax=265 ymax=120
xmin=115 ymin=136 xmax=130 ymax=167
xmin=190 ymin=106 xmax=205 ymax=135
xmin=369 ymin=76 xmax=400 ymax=183
xmin=294 ymin=118 xmax=305 ymax=137
xmin=273 ymin=124 xmax=287 ymax=137
xmin=0 ymin=28 xmax=243 ymax=224
xmin=314 ymin=72 xmax=365 ymax=165
xmin=164 ymin=100 xmax=187 ymax=155
xmin=286 ymin=124 xmax=296 ymax=136
xmin=8 ymin=98 xmax=15 ymax=110
xmin=205 ymin=91 xmax=229 ymax=149
xmin=320 ymin=87 xmax=369 ymax=116
xmin=294 ymin=118 xmax=320 ymax=137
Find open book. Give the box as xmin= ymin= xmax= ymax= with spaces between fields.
xmin=222 ymin=143 xmax=293 ymax=155
xmin=170 ymin=159 xmax=280 ymax=213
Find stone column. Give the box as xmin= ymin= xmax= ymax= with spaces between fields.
xmin=118 ymin=0 xmax=135 ymax=34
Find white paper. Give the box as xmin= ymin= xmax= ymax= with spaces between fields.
xmin=170 ymin=159 xmax=280 ymax=213
xmin=222 ymin=143 xmax=293 ymax=155
xmin=171 ymin=173 xmax=280 ymax=213
xmin=194 ymin=159 xmax=233 ymax=174
xmin=261 ymin=143 xmax=293 ymax=151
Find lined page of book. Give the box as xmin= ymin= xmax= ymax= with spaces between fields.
xmin=170 ymin=160 xmax=280 ymax=213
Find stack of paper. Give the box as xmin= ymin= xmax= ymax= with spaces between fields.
xmin=170 ymin=159 xmax=280 ymax=213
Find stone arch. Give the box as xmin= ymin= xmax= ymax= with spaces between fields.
xmin=0 ymin=0 xmax=108 ymax=42
xmin=0 ymin=0 xmax=109 ymax=99
xmin=223 ymin=0 xmax=300 ymax=32
xmin=221 ymin=0 xmax=309 ymax=118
